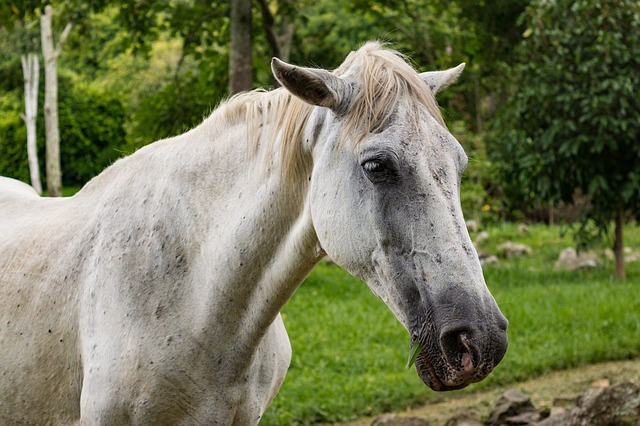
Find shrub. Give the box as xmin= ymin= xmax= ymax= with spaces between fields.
xmin=0 ymin=74 xmax=126 ymax=188
xmin=0 ymin=93 xmax=30 ymax=182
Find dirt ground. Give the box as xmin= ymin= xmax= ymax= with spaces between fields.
xmin=339 ymin=358 xmax=640 ymax=426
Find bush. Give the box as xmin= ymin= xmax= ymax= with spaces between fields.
xmin=0 ymin=74 xmax=126 ymax=188
xmin=453 ymin=121 xmax=505 ymax=224
xmin=0 ymin=93 xmax=29 ymax=182
xmin=58 ymin=76 xmax=126 ymax=186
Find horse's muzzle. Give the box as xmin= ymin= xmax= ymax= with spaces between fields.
xmin=412 ymin=317 xmax=508 ymax=391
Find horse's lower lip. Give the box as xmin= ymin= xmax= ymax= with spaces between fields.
xmin=414 ymin=351 xmax=473 ymax=392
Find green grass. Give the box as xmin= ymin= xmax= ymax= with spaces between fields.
xmin=261 ymin=223 xmax=640 ymax=425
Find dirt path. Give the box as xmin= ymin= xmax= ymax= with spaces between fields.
xmin=339 ymin=358 xmax=640 ymax=426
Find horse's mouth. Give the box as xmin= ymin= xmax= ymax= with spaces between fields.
xmin=414 ymin=352 xmax=469 ymax=391
xmin=412 ymin=340 xmax=491 ymax=392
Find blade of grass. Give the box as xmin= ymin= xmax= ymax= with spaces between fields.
xmin=406 ymin=340 xmax=422 ymax=370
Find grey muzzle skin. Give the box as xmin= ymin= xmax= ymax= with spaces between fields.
xmin=411 ymin=288 xmax=509 ymax=391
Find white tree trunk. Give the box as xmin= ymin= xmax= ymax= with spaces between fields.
xmin=20 ymin=52 xmax=42 ymax=195
xmin=40 ymin=5 xmax=71 ymax=197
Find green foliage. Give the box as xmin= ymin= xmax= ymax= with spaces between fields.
xmin=0 ymin=73 xmax=125 ymax=187
xmin=490 ymin=0 xmax=640 ymax=223
xmin=455 ymin=0 xmax=530 ymax=65
xmin=455 ymin=121 xmax=505 ymax=224
xmin=126 ymin=57 xmax=228 ymax=148
xmin=3 ymin=0 xmax=530 ymax=175
xmin=262 ymin=224 xmax=640 ymax=424
xmin=0 ymin=93 xmax=29 ymax=182
xmin=57 ymin=75 xmax=126 ymax=185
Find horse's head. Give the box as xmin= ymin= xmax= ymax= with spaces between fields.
xmin=272 ymin=43 xmax=507 ymax=391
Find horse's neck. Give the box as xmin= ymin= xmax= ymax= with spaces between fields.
xmin=110 ymin=116 xmax=323 ymax=350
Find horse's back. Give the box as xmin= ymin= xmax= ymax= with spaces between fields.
xmin=0 ymin=177 xmax=83 ymax=424
xmin=0 ymin=176 xmax=39 ymax=198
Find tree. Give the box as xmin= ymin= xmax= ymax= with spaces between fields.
xmin=40 ymin=4 xmax=72 ymax=196
xmin=20 ymin=51 xmax=41 ymax=194
xmin=490 ymin=0 xmax=640 ymax=279
xmin=257 ymin=0 xmax=295 ymax=64
xmin=229 ymin=0 xmax=252 ymax=94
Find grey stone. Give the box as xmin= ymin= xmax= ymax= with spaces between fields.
xmin=569 ymin=382 xmax=640 ymax=426
xmin=554 ymin=248 xmax=599 ymax=271
xmin=535 ymin=409 xmax=571 ymax=426
xmin=474 ymin=231 xmax=490 ymax=245
xmin=497 ymin=241 xmax=532 ymax=258
xmin=443 ymin=409 xmax=483 ymax=426
xmin=487 ymin=389 xmax=536 ymax=425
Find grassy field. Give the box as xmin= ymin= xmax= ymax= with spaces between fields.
xmin=261 ymin=223 xmax=640 ymax=425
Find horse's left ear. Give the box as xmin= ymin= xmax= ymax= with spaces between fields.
xmin=420 ymin=63 xmax=465 ymax=94
xmin=271 ymin=58 xmax=348 ymax=111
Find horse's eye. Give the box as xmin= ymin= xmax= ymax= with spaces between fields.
xmin=362 ymin=158 xmax=399 ymax=183
xmin=363 ymin=160 xmax=385 ymax=174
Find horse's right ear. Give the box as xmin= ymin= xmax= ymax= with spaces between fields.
xmin=271 ymin=58 xmax=347 ymax=111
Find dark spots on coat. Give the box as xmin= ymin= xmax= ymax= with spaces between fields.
xmin=432 ymin=168 xmax=447 ymax=184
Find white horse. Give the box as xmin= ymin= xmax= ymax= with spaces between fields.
xmin=0 ymin=42 xmax=507 ymax=425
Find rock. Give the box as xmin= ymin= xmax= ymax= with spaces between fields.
xmin=497 ymin=241 xmax=532 ymax=258
xmin=535 ymin=409 xmax=571 ymax=426
xmin=626 ymin=251 xmax=640 ymax=263
xmin=487 ymin=389 xmax=536 ymax=425
xmin=517 ymin=223 xmax=529 ymax=234
xmin=603 ymin=248 xmax=615 ymax=260
xmin=443 ymin=409 xmax=483 ymax=426
xmin=604 ymin=248 xmax=640 ymax=263
xmin=466 ymin=220 xmax=479 ymax=233
xmin=370 ymin=414 xmax=428 ymax=426
xmin=479 ymin=253 xmax=500 ymax=266
xmin=569 ymin=381 xmax=640 ymax=426
xmin=504 ymin=409 xmax=547 ymax=424
xmin=551 ymin=397 xmax=578 ymax=411
xmin=554 ymin=248 xmax=599 ymax=271
xmin=474 ymin=231 xmax=490 ymax=245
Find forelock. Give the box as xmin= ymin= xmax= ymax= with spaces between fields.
xmin=335 ymin=41 xmax=446 ymax=144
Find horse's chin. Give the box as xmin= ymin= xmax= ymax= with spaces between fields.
xmin=414 ymin=351 xmax=478 ymax=392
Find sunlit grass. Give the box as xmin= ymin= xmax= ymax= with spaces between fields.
xmin=262 ymin=223 xmax=640 ymax=425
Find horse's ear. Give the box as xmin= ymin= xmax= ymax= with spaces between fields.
xmin=419 ymin=63 xmax=465 ymax=95
xmin=271 ymin=58 xmax=347 ymax=111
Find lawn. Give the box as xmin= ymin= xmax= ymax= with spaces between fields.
xmin=261 ymin=223 xmax=640 ymax=425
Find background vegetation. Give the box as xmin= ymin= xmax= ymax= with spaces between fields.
xmin=1 ymin=0 xmax=639 ymax=424
xmin=263 ymin=224 xmax=640 ymax=424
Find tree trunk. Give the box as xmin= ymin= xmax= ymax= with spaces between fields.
xmin=20 ymin=52 xmax=42 ymax=195
xmin=473 ymin=73 xmax=483 ymax=133
xmin=257 ymin=0 xmax=295 ymax=87
xmin=229 ymin=0 xmax=252 ymax=94
xmin=613 ymin=205 xmax=625 ymax=280
xmin=40 ymin=5 xmax=71 ymax=197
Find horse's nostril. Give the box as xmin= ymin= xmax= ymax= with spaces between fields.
xmin=439 ymin=326 xmax=477 ymax=369
xmin=498 ymin=314 xmax=509 ymax=331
